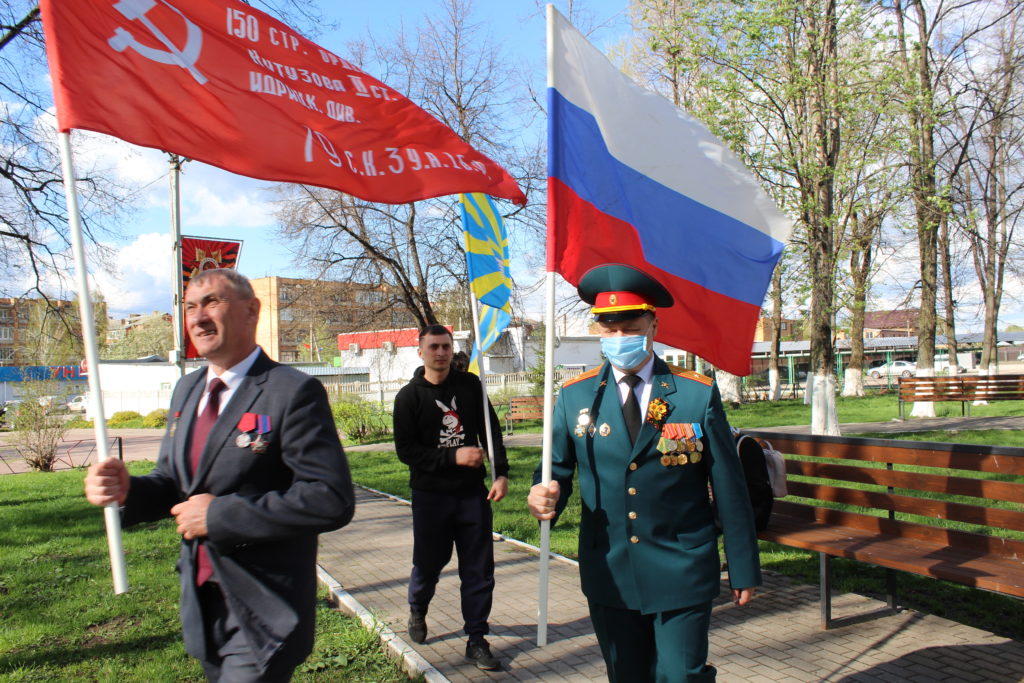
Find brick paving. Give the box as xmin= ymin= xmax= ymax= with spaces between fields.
xmin=318 ymin=486 xmax=1024 ymax=682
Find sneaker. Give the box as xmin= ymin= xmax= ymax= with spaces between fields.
xmin=408 ymin=610 xmax=427 ymax=644
xmin=465 ymin=638 xmax=500 ymax=671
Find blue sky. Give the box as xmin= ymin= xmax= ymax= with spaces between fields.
xmin=84 ymin=0 xmax=632 ymax=318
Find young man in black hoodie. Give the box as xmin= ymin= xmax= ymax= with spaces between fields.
xmin=392 ymin=324 xmax=509 ymax=670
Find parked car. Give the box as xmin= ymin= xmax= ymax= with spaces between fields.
xmin=66 ymin=394 xmax=87 ymax=413
xmin=1 ymin=399 xmax=21 ymax=425
xmin=869 ymin=360 xmax=917 ymax=379
xmin=934 ymin=354 xmax=966 ymax=373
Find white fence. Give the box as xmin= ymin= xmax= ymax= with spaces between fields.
xmin=92 ymin=370 xmax=588 ymax=416
xmin=324 ymin=369 xmax=585 ymax=406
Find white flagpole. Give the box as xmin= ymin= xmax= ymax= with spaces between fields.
xmin=469 ymin=296 xmax=497 ymax=478
xmin=537 ymin=2 xmax=558 ymax=648
xmin=169 ymin=155 xmax=185 ymax=379
xmin=58 ymin=131 xmax=129 ymax=594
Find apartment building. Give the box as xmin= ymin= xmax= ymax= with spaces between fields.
xmin=251 ymin=276 xmax=419 ymax=362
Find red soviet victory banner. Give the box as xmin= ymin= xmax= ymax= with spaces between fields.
xmin=181 ymin=236 xmax=242 ymax=358
xmin=38 ymin=0 xmax=526 ymax=205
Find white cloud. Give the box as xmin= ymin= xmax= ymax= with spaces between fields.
xmin=92 ymin=232 xmax=174 ymax=318
xmin=181 ymin=181 xmax=276 ymax=229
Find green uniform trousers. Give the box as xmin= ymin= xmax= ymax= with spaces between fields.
xmin=588 ymin=599 xmax=716 ymax=682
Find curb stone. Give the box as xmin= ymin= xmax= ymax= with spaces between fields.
xmin=317 ymin=565 xmax=450 ymax=683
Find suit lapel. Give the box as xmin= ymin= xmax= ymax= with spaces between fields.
xmin=594 ymin=364 xmax=634 ymax=467
xmin=189 ymin=352 xmax=270 ymax=493
xmin=632 ymin=358 xmax=678 ymax=458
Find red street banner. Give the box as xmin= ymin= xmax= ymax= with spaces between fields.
xmin=181 ymin=236 xmax=242 ymax=358
xmin=39 ymin=0 xmax=526 ymax=205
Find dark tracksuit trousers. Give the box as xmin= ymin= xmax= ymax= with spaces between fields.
xmin=408 ymin=487 xmax=494 ymax=638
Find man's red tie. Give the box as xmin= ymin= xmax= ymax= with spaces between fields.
xmin=189 ymin=377 xmax=225 ymax=586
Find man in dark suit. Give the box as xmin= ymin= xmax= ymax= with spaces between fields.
xmin=528 ymin=264 xmax=761 ymax=682
xmin=85 ymin=268 xmax=354 ymax=681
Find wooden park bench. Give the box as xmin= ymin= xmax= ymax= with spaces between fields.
xmin=742 ymin=430 xmax=1024 ymax=629
xmin=898 ymin=374 xmax=1024 ymax=419
xmin=505 ymin=395 xmax=545 ymax=435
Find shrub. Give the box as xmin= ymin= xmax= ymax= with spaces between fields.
xmin=331 ymin=394 xmax=391 ymax=442
xmin=142 ymin=408 xmax=168 ymax=429
xmin=9 ymin=381 xmax=70 ymax=471
xmin=107 ymin=411 xmax=144 ymax=427
xmin=65 ymin=416 xmax=94 ymax=429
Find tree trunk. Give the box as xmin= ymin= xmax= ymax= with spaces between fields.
xmin=717 ymin=370 xmax=742 ymax=405
xmin=938 ymin=213 xmax=958 ymax=374
xmin=768 ymin=266 xmax=783 ymax=401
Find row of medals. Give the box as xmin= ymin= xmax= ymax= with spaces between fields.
xmin=657 ymin=435 xmax=702 ymax=467
xmin=574 ymin=409 xmax=703 ymax=466
xmin=574 ymin=409 xmax=612 ymax=438
xmin=236 ymin=432 xmax=269 ymax=453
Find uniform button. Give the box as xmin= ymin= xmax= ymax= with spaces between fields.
xmin=628 ymin=463 xmax=638 ymax=471
xmin=628 ymin=487 xmax=637 ymax=495
xmin=628 ymin=511 xmax=637 ymax=520
xmin=630 ymin=536 xmax=639 ymax=544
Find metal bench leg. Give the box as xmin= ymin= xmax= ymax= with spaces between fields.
xmin=820 ymin=552 xmax=833 ymax=630
xmin=886 ymin=568 xmax=898 ymax=613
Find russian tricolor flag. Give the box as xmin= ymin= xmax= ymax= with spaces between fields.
xmin=546 ymin=8 xmax=791 ymax=376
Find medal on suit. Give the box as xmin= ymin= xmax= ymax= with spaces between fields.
xmin=236 ymin=412 xmax=258 ymax=448
xmin=250 ymin=414 xmax=272 ymax=453
xmin=575 ymin=409 xmax=591 ymax=438
xmin=599 ymin=423 xmax=611 ymax=437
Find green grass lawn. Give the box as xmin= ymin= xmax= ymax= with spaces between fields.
xmin=0 ymin=463 xmax=410 ymax=682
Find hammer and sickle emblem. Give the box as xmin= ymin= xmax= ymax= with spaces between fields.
xmin=107 ymin=0 xmax=207 ymax=85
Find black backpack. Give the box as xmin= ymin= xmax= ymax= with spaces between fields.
xmin=734 ymin=433 xmax=774 ymax=531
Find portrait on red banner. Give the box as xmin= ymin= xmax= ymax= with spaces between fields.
xmin=181 ymin=236 xmax=242 ymax=359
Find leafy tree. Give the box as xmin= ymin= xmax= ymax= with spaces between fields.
xmin=104 ymin=313 xmax=173 ymax=360
xmin=632 ymin=0 xmax=894 ymax=431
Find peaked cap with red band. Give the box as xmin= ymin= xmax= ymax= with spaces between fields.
xmin=578 ymin=264 xmax=674 ymax=322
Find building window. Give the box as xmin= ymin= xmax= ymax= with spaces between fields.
xmin=0 ymin=348 xmax=14 ymax=361
xmin=356 ymin=291 xmax=384 ymax=304
xmin=0 ymin=327 xmax=11 ymax=341
xmin=0 ymin=308 xmax=11 ymax=321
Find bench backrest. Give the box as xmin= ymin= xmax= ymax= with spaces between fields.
xmin=742 ymin=430 xmax=1024 ymax=561
xmin=898 ymin=374 xmax=1024 ymax=401
xmin=508 ymin=395 xmax=545 ymax=418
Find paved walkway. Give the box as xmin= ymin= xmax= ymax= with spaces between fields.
xmin=319 ymin=487 xmax=1024 ymax=682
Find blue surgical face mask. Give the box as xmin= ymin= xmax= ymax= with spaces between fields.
xmin=601 ymin=334 xmax=650 ymax=370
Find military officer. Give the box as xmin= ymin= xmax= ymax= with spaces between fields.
xmin=527 ymin=264 xmax=761 ymax=682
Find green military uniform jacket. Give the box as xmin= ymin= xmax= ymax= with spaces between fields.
xmin=542 ymin=358 xmax=761 ymax=614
